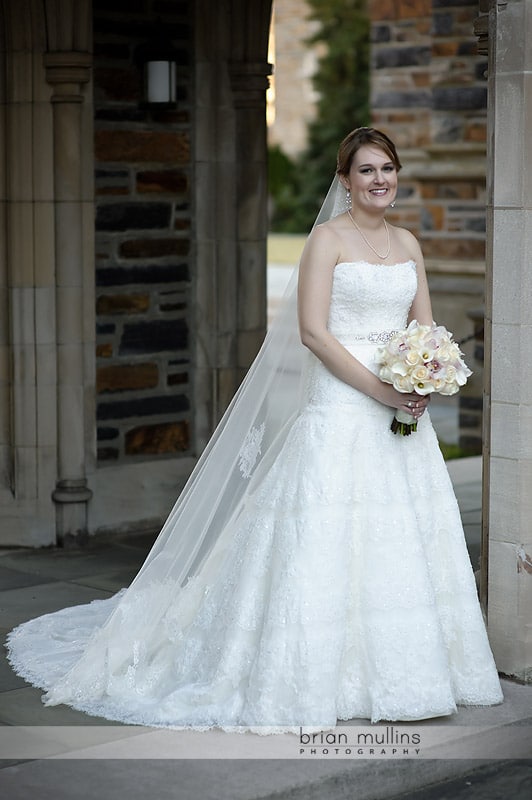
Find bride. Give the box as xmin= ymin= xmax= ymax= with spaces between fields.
xmin=7 ymin=127 xmax=503 ymax=732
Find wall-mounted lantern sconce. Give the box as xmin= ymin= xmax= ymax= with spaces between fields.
xmin=146 ymin=60 xmax=176 ymax=105
xmin=136 ymin=20 xmax=179 ymax=107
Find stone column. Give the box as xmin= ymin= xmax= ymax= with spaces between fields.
xmin=44 ymin=52 xmax=93 ymax=544
xmin=484 ymin=0 xmax=532 ymax=681
xmin=194 ymin=0 xmax=272 ymax=448
xmin=228 ymin=60 xmax=272 ymax=394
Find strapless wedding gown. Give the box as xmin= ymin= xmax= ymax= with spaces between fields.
xmin=7 ymin=261 xmax=503 ymax=731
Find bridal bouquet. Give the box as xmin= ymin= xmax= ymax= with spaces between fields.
xmin=375 ymin=320 xmax=472 ymax=435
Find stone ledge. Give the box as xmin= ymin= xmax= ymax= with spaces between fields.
xmin=425 ymin=258 xmax=485 ymax=275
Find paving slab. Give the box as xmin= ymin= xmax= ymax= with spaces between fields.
xmin=392 ymin=760 xmax=532 ymax=800
xmin=0 ymin=581 xmax=111 ymax=629
xmin=71 ymin=569 xmax=138 ymax=593
xmin=0 ymin=565 xmax=56 ymax=592
xmin=0 ymin=687 xmax=106 ymax=727
xmin=1 ymin=747 xmax=532 ymax=800
xmin=0 ymin=632 xmax=27 ymax=693
xmin=0 ymin=755 xmax=511 ymax=800
xmin=0 ymin=687 xmax=115 ymax=727
xmin=0 ymin=543 xmax=149 ymax=582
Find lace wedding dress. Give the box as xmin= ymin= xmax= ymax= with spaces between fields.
xmin=7 ymin=259 xmax=503 ymax=731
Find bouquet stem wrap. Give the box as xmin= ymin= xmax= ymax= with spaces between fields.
xmin=390 ymin=409 xmax=417 ymax=436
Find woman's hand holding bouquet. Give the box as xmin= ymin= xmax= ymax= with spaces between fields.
xmin=375 ymin=320 xmax=472 ymax=435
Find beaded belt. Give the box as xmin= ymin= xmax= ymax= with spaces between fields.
xmin=336 ymin=330 xmax=399 ymax=344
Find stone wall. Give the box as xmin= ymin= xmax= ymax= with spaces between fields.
xmin=370 ymin=0 xmax=488 ymax=261
xmin=93 ymin=0 xmax=193 ymax=463
xmin=369 ymin=0 xmax=487 ymax=453
xmin=370 ymin=0 xmax=486 ymax=144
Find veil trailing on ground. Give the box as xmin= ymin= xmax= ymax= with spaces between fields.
xmin=32 ymin=177 xmax=348 ymax=705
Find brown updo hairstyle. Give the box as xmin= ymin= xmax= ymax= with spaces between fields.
xmin=336 ymin=127 xmax=402 ymax=177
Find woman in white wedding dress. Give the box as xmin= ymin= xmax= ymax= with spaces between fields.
xmin=7 ymin=128 xmax=502 ymax=731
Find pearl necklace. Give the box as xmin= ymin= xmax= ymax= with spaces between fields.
xmin=347 ymin=210 xmax=391 ymax=261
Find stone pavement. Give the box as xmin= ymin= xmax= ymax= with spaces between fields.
xmin=1 ymin=451 xmax=531 ymax=798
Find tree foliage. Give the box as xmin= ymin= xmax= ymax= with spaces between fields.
xmin=269 ymin=0 xmax=370 ymax=232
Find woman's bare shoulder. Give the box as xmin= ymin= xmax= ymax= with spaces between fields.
xmin=302 ymin=220 xmax=341 ymax=264
xmin=314 ymin=215 xmax=347 ymax=238
xmin=302 ymin=217 xmax=344 ymax=257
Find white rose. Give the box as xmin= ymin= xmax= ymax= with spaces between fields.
xmin=444 ymin=365 xmax=457 ymax=383
xmin=412 ymin=365 xmax=430 ymax=382
xmin=406 ymin=350 xmax=421 ymax=366
xmin=394 ymin=375 xmax=415 ymax=392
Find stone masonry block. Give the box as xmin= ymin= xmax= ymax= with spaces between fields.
xmin=371 ymin=24 xmax=391 ymax=43
xmin=120 ymin=238 xmax=189 ymax=258
xmin=432 ymin=41 xmax=459 ymax=57
xmin=97 ymin=394 xmax=189 ymax=421
xmin=136 ymin=170 xmax=188 ymax=194
xmin=420 ymin=182 xmax=479 ymax=200
xmin=432 ymin=0 xmax=477 ymax=6
xmin=96 ymin=186 xmax=130 ymax=196
xmin=422 ymin=238 xmax=485 ymax=260
xmin=375 ymin=46 xmax=431 ymax=68
xmin=94 ymin=68 xmax=141 ymax=102
xmin=421 ymin=205 xmax=445 ymax=230
xmin=370 ymin=0 xmax=431 ymax=21
xmin=97 ymin=426 xmax=119 ymax=441
xmin=96 ymin=343 xmax=113 ymax=358
xmin=95 ymin=130 xmax=190 ymax=164
xmin=432 ymin=12 xmax=453 ymax=36
xmin=97 ymin=363 xmax=159 ymax=393
xmin=96 ymin=202 xmax=171 ymax=231
xmin=433 ymin=86 xmax=487 ymax=112
xmin=373 ymin=89 xmax=431 ymax=108
xmin=457 ymin=41 xmax=478 ymax=56
xmin=119 ymin=318 xmax=188 ymax=355
xmin=96 ymin=293 xmax=150 ymax=314
xmin=125 ymin=420 xmax=190 ymax=455
xmin=167 ymin=372 xmax=188 ymax=386
xmin=95 ymin=108 xmax=148 ymax=123
xmin=96 ymin=264 xmax=189 ymax=286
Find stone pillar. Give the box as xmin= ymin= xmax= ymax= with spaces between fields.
xmin=483 ymin=0 xmax=532 ymax=681
xmin=44 ymin=52 xmax=93 ymax=544
xmin=194 ymin=0 xmax=272 ymax=449
xmin=229 ymin=60 xmax=272 ymax=390
xmin=0 ymin=0 xmax=59 ymax=545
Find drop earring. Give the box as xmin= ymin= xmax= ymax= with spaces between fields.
xmin=390 ymin=200 xmax=396 ymax=208
xmin=345 ymin=189 xmax=351 ymax=210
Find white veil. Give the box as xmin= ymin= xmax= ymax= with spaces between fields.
xmin=132 ymin=177 xmax=346 ymax=588
xmin=40 ymin=176 xmax=348 ymax=702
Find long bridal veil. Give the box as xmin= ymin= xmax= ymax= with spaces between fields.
xmin=8 ymin=177 xmax=347 ymax=705
xmin=133 ymin=177 xmax=344 ymax=585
